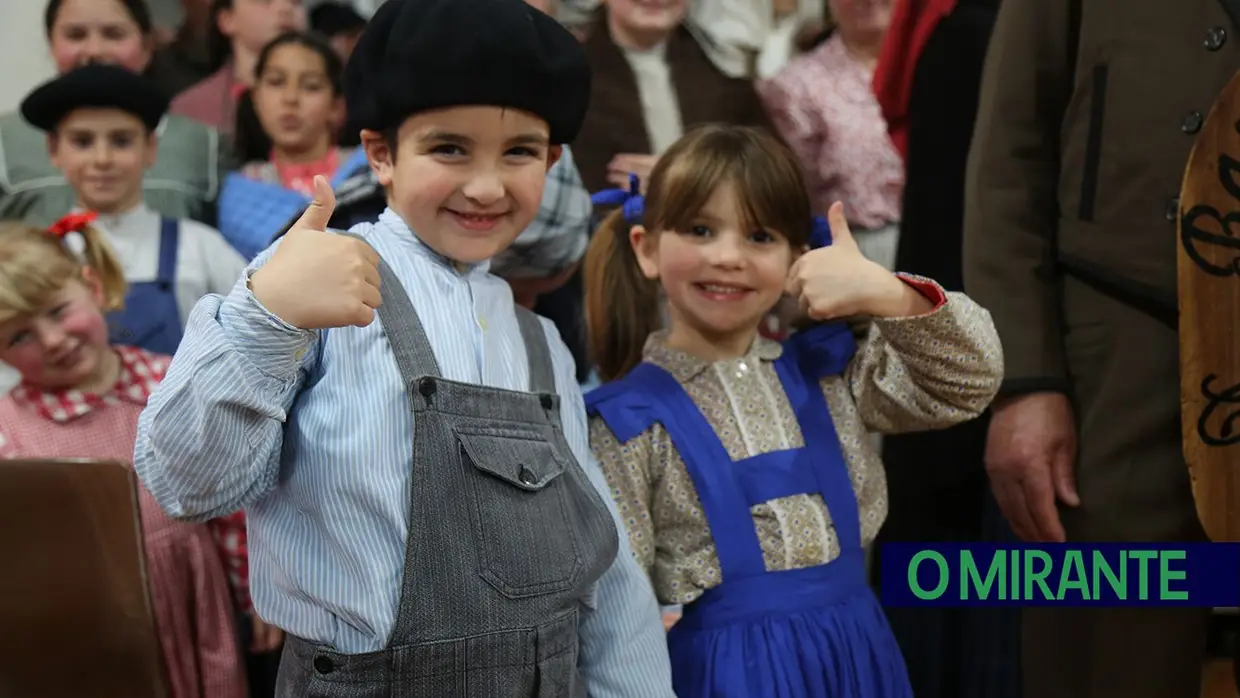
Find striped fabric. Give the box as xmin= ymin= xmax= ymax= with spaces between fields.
xmin=133 ymin=209 xmax=675 ymax=696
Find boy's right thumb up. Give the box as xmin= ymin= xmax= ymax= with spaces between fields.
xmin=293 ymin=175 xmax=337 ymax=233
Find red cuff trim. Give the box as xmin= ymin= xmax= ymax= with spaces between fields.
xmin=895 ymin=273 xmax=947 ymax=309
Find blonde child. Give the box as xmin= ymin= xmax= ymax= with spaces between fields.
xmin=583 ymin=124 xmax=1004 ymax=697
xmin=0 ymin=218 xmax=246 ymax=698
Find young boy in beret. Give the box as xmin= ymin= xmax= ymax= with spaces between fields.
xmin=133 ymin=0 xmax=676 ymax=696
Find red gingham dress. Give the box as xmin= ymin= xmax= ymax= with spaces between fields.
xmin=0 ymin=346 xmax=246 ymax=698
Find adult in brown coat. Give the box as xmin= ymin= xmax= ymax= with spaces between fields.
xmin=964 ymin=1 xmax=1240 ymax=696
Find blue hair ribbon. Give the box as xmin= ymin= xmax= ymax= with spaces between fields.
xmin=590 ymin=174 xmax=833 ymax=249
xmin=590 ymin=173 xmax=645 ymax=224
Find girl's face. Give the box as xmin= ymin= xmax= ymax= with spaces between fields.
xmin=49 ymin=109 xmax=157 ymax=215
xmin=220 ymin=0 xmax=306 ymax=58
xmin=47 ymin=0 xmax=152 ymax=74
xmin=0 ymin=276 xmax=113 ymax=391
xmin=632 ymin=180 xmax=796 ymax=358
xmin=253 ymin=43 xmax=340 ymax=157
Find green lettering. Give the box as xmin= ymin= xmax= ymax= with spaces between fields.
xmin=1159 ymin=550 xmax=1188 ymax=601
xmin=1091 ymin=550 xmax=1126 ymax=600
xmin=962 ymin=550 xmax=1005 ymax=600
xmin=908 ymin=551 xmax=949 ymax=600
xmin=1023 ymin=550 xmax=1054 ymax=600
xmin=1129 ymin=550 xmax=1157 ymax=600
xmin=1057 ymin=550 xmax=1090 ymax=600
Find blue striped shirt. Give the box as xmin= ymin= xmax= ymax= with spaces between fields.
xmin=134 ymin=209 xmax=675 ymax=696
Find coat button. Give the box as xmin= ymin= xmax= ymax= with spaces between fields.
xmin=518 ymin=465 xmax=538 ymax=487
xmin=1206 ymin=26 xmax=1227 ymax=51
xmin=1165 ymin=196 xmax=1181 ymax=222
xmin=418 ymin=377 xmax=436 ymax=398
xmin=540 ymin=394 xmax=554 ymax=410
xmin=313 ymin=656 xmax=335 ymax=674
xmin=1183 ymin=110 xmax=1204 ymax=134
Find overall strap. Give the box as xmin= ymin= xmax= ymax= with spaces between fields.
xmin=514 ymin=307 xmax=556 ymax=394
xmin=773 ymin=347 xmax=862 ymax=551
xmin=156 ymin=218 xmax=179 ymax=285
xmin=625 ymin=363 xmax=768 ymax=581
xmin=334 ymin=231 xmax=443 ymax=382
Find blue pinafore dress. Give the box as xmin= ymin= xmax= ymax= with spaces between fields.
xmin=586 ymin=323 xmax=913 ymax=698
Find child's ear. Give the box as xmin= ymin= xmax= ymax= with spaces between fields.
xmin=629 ymin=224 xmax=659 ymax=280
xmin=143 ymin=133 xmax=159 ymax=169
xmin=360 ymin=128 xmax=395 ymax=187
xmin=46 ymin=133 xmax=60 ymax=168
xmin=546 ymin=144 xmax=562 ymax=172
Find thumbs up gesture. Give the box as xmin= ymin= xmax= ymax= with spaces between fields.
xmin=249 ymin=176 xmax=383 ymax=329
xmin=785 ymin=202 xmax=932 ymax=320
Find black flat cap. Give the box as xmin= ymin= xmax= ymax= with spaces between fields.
xmin=344 ymin=0 xmax=591 ymax=144
xmin=21 ymin=63 xmax=170 ymax=133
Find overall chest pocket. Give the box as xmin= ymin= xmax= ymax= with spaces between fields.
xmin=457 ymin=428 xmax=584 ymax=598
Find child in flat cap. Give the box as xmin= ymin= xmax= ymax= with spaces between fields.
xmin=21 ymin=63 xmax=248 ymax=358
xmin=134 ymin=1 xmax=677 ymax=696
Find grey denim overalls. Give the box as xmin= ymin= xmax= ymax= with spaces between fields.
xmin=275 ymin=255 xmax=620 ymax=697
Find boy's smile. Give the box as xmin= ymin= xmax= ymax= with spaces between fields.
xmin=362 ymin=106 xmax=562 ymax=266
xmin=48 ymin=108 xmax=156 ymax=215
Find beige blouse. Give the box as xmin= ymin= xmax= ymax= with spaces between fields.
xmin=588 ymin=288 xmax=1004 ymax=606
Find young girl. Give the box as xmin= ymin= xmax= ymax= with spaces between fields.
xmin=583 ymin=124 xmax=1004 ymax=697
xmin=0 ymin=218 xmax=247 ymax=698
xmin=218 ymin=30 xmax=365 ymax=259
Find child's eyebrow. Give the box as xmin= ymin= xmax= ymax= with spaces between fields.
xmin=416 ymin=131 xmax=549 ymax=148
xmin=506 ymin=133 xmax=550 ymax=148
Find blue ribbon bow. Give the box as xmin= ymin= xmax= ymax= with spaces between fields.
xmin=590 ymin=173 xmax=646 ymax=224
xmin=590 ymin=174 xmax=832 ymax=249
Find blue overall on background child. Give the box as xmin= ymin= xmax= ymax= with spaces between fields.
xmin=583 ymin=125 xmax=1005 ymax=697
xmin=20 ymin=63 xmax=248 ymax=356
xmin=219 ymin=31 xmax=365 ymax=259
xmin=134 ymin=0 xmax=676 ymax=695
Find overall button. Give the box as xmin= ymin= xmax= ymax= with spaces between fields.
xmin=518 ymin=465 xmax=538 ymax=486
xmin=540 ymin=394 xmax=554 ymax=410
xmin=1206 ymin=26 xmax=1227 ymax=51
xmin=1165 ymin=196 xmax=1181 ymax=222
xmin=1182 ymin=110 xmax=1204 ymax=134
xmin=313 ymin=656 xmax=335 ymax=674
xmin=418 ymin=377 xmax=436 ymax=398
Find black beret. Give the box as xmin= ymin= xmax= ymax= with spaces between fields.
xmin=21 ymin=64 xmax=170 ymax=133
xmin=344 ymin=0 xmax=591 ymax=144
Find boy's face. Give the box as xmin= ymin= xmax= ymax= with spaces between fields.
xmin=362 ymin=106 xmax=562 ymax=266
xmin=48 ymin=108 xmax=156 ymax=215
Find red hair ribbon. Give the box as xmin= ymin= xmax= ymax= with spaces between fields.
xmin=47 ymin=211 xmax=98 ymax=238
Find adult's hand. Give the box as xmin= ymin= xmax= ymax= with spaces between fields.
xmin=985 ymin=391 xmax=1080 ymax=542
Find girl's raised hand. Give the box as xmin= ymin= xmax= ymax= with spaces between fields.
xmin=786 ymin=202 xmax=931 ymax=320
